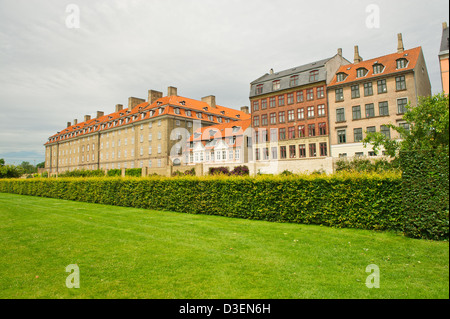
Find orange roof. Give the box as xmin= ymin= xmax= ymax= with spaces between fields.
xmin=45 ymin=95 xmax=250 ymax=145
xmin=328 ymin=47 xmax=422 ymax=87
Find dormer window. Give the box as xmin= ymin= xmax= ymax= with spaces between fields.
xmin=356 ymin=68 xmax=368 ymax=78
xmin=336 ymin=72 xmax=347 ymax=82
xmin=396 ymin=58 xmax=408 ymax=69
xmin=309 ymin=70 xmax=319 ymax=82
xmin=256 ymin=84 xmax=263 ymax=94
xmin=290 ymin=75 xmax=299 ymax=87
xmin=203 ymin=107 xmax=208 ymax=111
xmin=197 ymin=112 xmax=202 ymax=119
xmin=158 ymin=107 xmax=164 ymax=115
xmin=180 ymin=101 xmax=186 ymax=106
xmin=372 ymin=63 xmax=384 ymax=74
xmin=186 ymin=110 xmax=192 ymax=117
xmin=220 ymin=111 xmax=225 ymax=115
xmin=208 ymin=115 xmax=214 ymax=121
xmin=157 ymin=102 xmax=162 ymax=106
xmin=236 ymin=114 xmax=240 ymax=118
xmin=141 ymin=113 xmax=145 ymax=119
xmin=174 ymin=108 xmax=180 ymax=115
xmin=217 ymin=117 xmax=222 ymax=123
xmin=272 ymin=80 xmax=280 ymax=91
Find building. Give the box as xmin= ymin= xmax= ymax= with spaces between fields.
xmin=185 ymin=118 xmax=252 ymax=173
xmin=248 ymin=50 xmax=350 ymax=174
xmin=327 ymin=34 xmax=432 ymax=159
xmin=44 ymin=87 xmax=250 ymax=176
xmin=439 ymin=22 xmax=449 ymax=94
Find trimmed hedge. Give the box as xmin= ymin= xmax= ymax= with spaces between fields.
xmin=400 ymin=149 xmax=449 ymax=240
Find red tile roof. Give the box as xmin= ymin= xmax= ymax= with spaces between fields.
xmin=328 ymin=46 xmax=422 ymax=87
xmin=45 ymin=95 xmax=250 ymax=145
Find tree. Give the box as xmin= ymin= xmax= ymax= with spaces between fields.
xmin=36 ymin=162 xmax=45 ymax=169
xmin=363 ymin=93 xmax=449 ymax=157
xmin=19 ymin=161 xmax=37 ymax=174
xmin=0 ymin=158 xmax=4 ymax=166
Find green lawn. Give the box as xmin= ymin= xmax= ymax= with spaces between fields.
xmin=0 ymin=193 xmax=448 ymax=299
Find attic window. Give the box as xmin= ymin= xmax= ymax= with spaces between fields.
xmin=236 ymin=114 xmax=240 ymax=118
xmin=220 ymin=111 xmax=225 ymax=115
xmin=272 ymin=80 xmax=280 ymax=91
xmin=396 ymin=58 xmax=408 ymax=69
xmin=174 ymin=108 xmax=180 ymax=115
xmin=217 ymin=117 xmax=222 ymax=123
xmin=256 ymin=84 xmax=263 ymax=95
xmin=309 ymin=70 xmax=319 ymax=82
xmin=336 ymin=72 xmax=347 ymax=82
xmin=356 ymin=68 xmax=368 ymax=78
xmin=180 ymin=101 xmax=186 ymax=105
xmin=372 ymin=63 xmax=385 ymax=74
xmin=157 ymin=102 xmax=162 ymax=106
xmin=203 ymin=107 xmax=208 ymax=111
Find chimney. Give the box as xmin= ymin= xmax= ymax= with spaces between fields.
xmin=73 ymin=119 xmax=78 ymax=125
xmin=269 ymin=68 xmax=274 ymax=75
xmin=96 ymin=111 xmax=104 ymax=119
xmin=67 ymin=122 xmax=71 ymax=128
xmin=202 ymin=95 xmax=216 ymax=108
xmin=84 ymin=115 xmax=91 ymax=122
xmin=167 ymin=86 xmax=178 ymax=97
xmin=148 ymin=90 xmax=163 ymax=104
xmin=115 ymin=104 xmax=123 ymax=113
xmin=354 ymin=45 xmax=363 ymax=64
xmin=240 ymin=106 xmax=249 ymax=114
xmin=443 ymin=22 xmax=448 ymax=30
xmin=397 ymin=33 xmax=404 ymax=53
xmin=128 ymin=97 xmax=146 ymax=110
xmin=337 ymin=48 xmax=343 ymax=56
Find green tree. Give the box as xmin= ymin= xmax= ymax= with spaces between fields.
xmin=19 ymin=161 xmax=37 ymax=174
xmin=0 ymin=158 xmax=4 ymax=166
xmin=363 ymin=93 xmax=449 ymax=156
xmin=36 ymin=162 xmax=45 ymax=169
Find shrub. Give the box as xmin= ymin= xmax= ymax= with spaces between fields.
xmin=125 ymin=168 xmax=142 ymax=177
xmin=230 ymin=166 xmax=249 ymax=176
xmin=58 ymin=169 xmax=105 ymax=178
xmin=107 ymin=169 xmax=121 ymax=177
xmin=209 ymin=167 xmax=230 ymax=175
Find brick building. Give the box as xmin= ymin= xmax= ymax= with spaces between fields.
xmin=248 ymin=50 xmax=350 ymax=174
xmin=44 ymin=87 xmax=250 ymax=175
xmin=327 ymin=34 xmax=432 ymax=158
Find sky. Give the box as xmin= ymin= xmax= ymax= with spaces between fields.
xmin=0 ymin=0 xmax=448 ymax=165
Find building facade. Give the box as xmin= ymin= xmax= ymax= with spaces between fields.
xmin=327 ymin=34 xmax=432 ymax=158
xmin=248 ymin=50 xmax=350 ymax=174
xmin=439 ymin=22 xmax=449 ymax=94
xmin=44 ymin=87 xmax=250 ymax=175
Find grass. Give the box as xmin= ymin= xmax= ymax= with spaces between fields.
xmin=0 ymin=193 xmax=448 ymax=299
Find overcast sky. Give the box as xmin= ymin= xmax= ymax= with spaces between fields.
xmin=0 ymin=0 xmax=448 ymax=164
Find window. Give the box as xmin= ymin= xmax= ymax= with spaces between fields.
xmin=299 ymin=144 xmax=306 ymax=158
xmin=373 ymin=63 xmax=384 ymax=74
xmin=289 ymin=145 xmax=296 ymax=158
xmin=307 ymin=106 xmax=315 ymax=118
xmin=317 ymin=87 xmax=324 ymax=99
xmin=351 ymin=85 xmax=360 ymax=99
xmin=355 ymin=152 xmax=364 ymax=157
xmin=196 ymin=112 xmax=202 ymax=119
xmin=308 ymin=124 xmax=316 ymax=137
xmin=377 ymin=79 xmax=387 ymax=94
xmin=261 ymin=114 xmax=268 ymax=126
xmin=337 ymin=129 xmax=346 ymax=144
xmin=380 ymin=125 xmax=390 ymax=139
xmin=336 ymin=108 xmax=345 ymax=122
xmin=279 ymin=128 xmax=286 ymax=140
xmin=288 ymin=109 xmax=295 ymax=122
xmin=366 ymin=126 xmax=376 ymax=134
xmin=318 ymin=123 xmax=327 ymax=135
xmin=352 ymin=106 xmax=361 ymax=120
xmin=280 ymin=146 xmax=287 ymax=159
xmin=288 ymin=126 xmax=295 ymax=139
xmin=253 ymin=101 xmax=259 ymax=111
xmin=269 ymin=97 xmax=276 ymax=108
xmin=306 ymin=89 xmax=314 ymax=101
xmin=379 ymin=101 xmax=389 ymax=116
xmin=263 ymin=148 xmax=269 ymax=160
xmin=356 ymin=68 xmax=368 ymax=78
xmin=271 ymin=147 xmax=278 ymax=159
xmin=297 ymin=108 xmax=305 ymax=120
xmin=297 ymin=91 xmax=304 ymax=103
xmin=278 ymin=111 xmax=285 ymax=123
xmin=396 ymin=58 xmax=408 ymax=69
xmin=397 ymin=98 xmax=408 ymax=114
xmin=278 ymin=95 xmax=285 ymax=106
xmin=354 ymin=128 xmax=363 ymax=142
xmin=399 ymin=122 xmax=410 ymax=132
xmin=364 ymin=82 xmax=373 ymax=96
xmin=270 ymin=128 xmax=278 ymax=142
xmin=290 ymin=75 xmax=299 ymax=87
xmin=298 ymin=125 xmax=306 ymax=138
xmin=272 ymin=80 xmax=280 ymax=91
xmin=336 ymin=73 xmax=347 ymax=82
xmin=335 ymin=88 xmax=344 ymax=101
xmin=309 ymin=143 xmax=317 ymax=157
xmin=287 ymin=93 xmax=294 ymax=105
xmin=256 ymin=84 xmax=263 ymax=95
xmin=253 ymin=116 xmax=260 ymax=127
xmin=309 ymin=70 xmax=319 ymax=82
xmin=319 ymin=143 xmax=327 ymax=157
xmin=396 ymin=76 xmax=406 ymax=91
xmin=270 ymin=112 xmax=277 ymax=125
xmin=365 ymin=104 xmax=375 ymax=118
xmin=261 ymin=99 xmax=267 ymax=110
xmin=317 ymin=104 xmax=325 ymax=117
xmin=174 ymin=108 xmax=180 ymax=115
